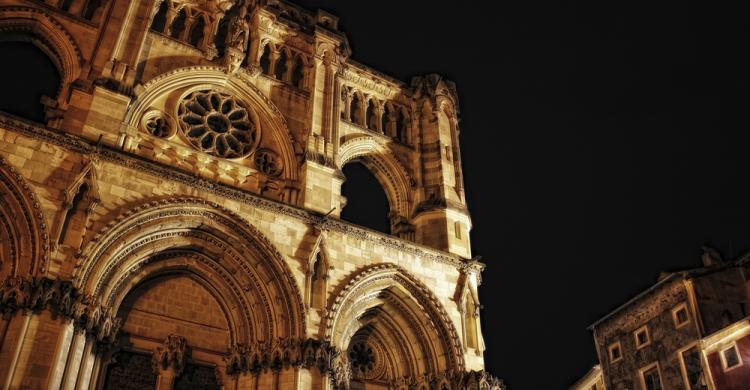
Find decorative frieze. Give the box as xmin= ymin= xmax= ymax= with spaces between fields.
xmin=0 ymin=276 xmax=121 ymax=347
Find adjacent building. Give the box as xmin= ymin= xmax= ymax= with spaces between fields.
xmin=579 ymin=250 xmax=750 ymax=390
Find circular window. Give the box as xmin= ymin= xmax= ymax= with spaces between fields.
xmin=177 ymin=90 xmax=260 ymax=159
xmin=141 ymin=110 xmax=175 ymax=139
xmin=254 ymin=148 xmax=283 ymax=177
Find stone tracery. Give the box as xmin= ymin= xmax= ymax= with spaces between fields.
xmin=178 ymin=89 xmax=260 ymax=158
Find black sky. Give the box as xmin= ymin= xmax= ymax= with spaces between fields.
xmin=1 ymin=1 xmax=748 ymax=388
xmin=295 ymin=1 xmax=749 ymax=388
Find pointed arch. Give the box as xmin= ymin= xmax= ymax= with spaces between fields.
xmin=75 ymin=197 xmax=305 ymax=342
xmin=305 ymin=232 xmax=330 ymax=311
xmin=325 ymin=263 xmax=464 ymax=387
xmin=124 ymin=66 xmax=298 ymax=181
xmin=338 ymin=135 xmax=413 ymax=218
xmin=0 ymin=153 xmax=50 ymax=277
xmin=52 ymin=160 xmax=100 ymax=250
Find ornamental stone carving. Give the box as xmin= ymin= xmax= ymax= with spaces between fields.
xmin=254 ymin=148 xmax=283 ymax=177
xmin=141 ymin=110 xmax=175 ymax=139
xmin=178 ymin=90 xmax=260 ymax=159
xmin=152 ymin=335 xmax=189 ymax=376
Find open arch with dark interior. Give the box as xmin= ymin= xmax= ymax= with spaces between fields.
xmin=0 ymin=41 xmax=60 ymax=122
xmin=340 ymin=162 xmax=391 ymax=234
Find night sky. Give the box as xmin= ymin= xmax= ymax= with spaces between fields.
xmin=1 ymin=1 xmax=748 ymax=388
xmin=295 ymin=1 xmax=749 ymax=388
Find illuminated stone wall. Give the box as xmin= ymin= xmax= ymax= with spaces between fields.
xmin=0 ymin=0 xmax=502 ymax=388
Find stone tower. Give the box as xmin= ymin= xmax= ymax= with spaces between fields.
xmin=0 ymin=0 xmax=504 ymax=389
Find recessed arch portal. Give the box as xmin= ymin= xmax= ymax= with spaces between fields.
xmin=325 ymin=264 xmax=464 ymax=387
xmin=75 ymin=197 xmax=306 ymax=343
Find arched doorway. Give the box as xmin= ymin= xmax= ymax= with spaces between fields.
xmin=326 ymin=264 xmax=464 ymax=389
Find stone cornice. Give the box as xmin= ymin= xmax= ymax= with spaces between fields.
xmin=0 ymin=114 xmax=474 ymax=271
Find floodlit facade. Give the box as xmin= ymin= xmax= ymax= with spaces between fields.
xmin=0 ymin=0 xmax=504 ymax=389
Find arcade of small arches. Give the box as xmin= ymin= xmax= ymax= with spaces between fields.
xmin=50 ymin=0 xmax=108 ymax=23
xmin=341 ymin=86 xmax=412 ymax=146
xmin=258 ymin=41 xmax=309 ymax=90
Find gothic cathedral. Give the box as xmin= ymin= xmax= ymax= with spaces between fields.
xmin=0 ymin=0 xmax=504 ymax=389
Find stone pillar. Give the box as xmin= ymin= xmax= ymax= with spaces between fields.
xmin=164 ymin=8 xmax=179 ymax=36
xmin=74 ymin=337 xmax=96 ymax=390
xmin=46 ymin=319 xmax=76 ymax=390
xmin=0 ymin=313 xmax=31 ymax=390
xmin=61 ymin=328 xmax=87 ymax=390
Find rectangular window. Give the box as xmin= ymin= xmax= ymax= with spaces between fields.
xmin=641 ymin=364 xmax=663 ymax=390
xmin=454 ymin=221 xmax=462 ymax=239
xmin=721 ymin=344 xmax=742 ymax=371
xmin=673 ymin=303 xmax=690 ymax=328
xmin=608 ymin=342 xmax=622 ymax=363
xmin=680 ymin=346 xmax=706 ymax=390
xmin=635 ymin=325 xmax=651 ymax=349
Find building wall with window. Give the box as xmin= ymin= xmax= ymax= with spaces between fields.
xmin=587 ymin=258 xmax=750 ymax=390
xmin=592 ymin=276 xmax=701 ymax=390
xmin=0 ymin=0 xmax=503 ymax=389
xmin=703 ymin=318 xmax=750 ymax=390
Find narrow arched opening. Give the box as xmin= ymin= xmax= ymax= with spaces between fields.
xmin=341 ymin=162 xmax=390 ymax=234
xmin=188 ymin=16 xmax=205 ymax=47
xmin=274 ymin=50 xmax=288 ymax=80
xmin=291 ymin=55 xmax=305 ymax=88
xmin=259 ymin=44 xmax=272 ymax=75
xmin=150 ymin=0 xmax=168 ymax=33
xmin=170 ymin=8 xmax=187 ymax=39
xmin=0 ymin=41 xmax=61 ymax=123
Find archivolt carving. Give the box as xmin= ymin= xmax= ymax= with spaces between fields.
xmin=0 ymin=6 xmax=83 ymax=89
xmin=75 ymin=197 xmax=305 ymax=341
xmin=338 ymin=136 xmax=413 ymax=217
xmin=325 ymin=263 xmax=465 ymax=376
xmin=126 ymin=66 xmax=298 ymax=180
xmin=0 ymin=153 xmax=49 ymax=277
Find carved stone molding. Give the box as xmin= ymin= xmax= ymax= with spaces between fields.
xmin=0 ymin=115 xmax=466 ymax=271
xmin=0 ymin=276 xmax=121 ymax=347
xmin=153 ymin=335 xmax=189 ymax=376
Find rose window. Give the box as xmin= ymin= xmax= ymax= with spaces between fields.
xmin=178 ymin=90 xmax=260 ymax=159
xmin=348 ymin=343 xmax=375 ymax=374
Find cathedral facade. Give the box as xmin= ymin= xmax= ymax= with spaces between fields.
xmin=0 ymin=0 xmax=503 ymax=389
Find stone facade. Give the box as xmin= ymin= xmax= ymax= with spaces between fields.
xmin=0 ymin=0 xmax=504 ymax=389
xmin=585 ymin=252 xmax=750 ymax=390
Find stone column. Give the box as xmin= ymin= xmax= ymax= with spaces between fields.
xmin=74 ymin=336 xmax=96 ymax=390
xmin=0 ymin=313 xmax=31 ymax=390
xmin=46 ymin=319 xmax=76 ymax=390
xmin=61 ymin=328 xmax=87 ymax=390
